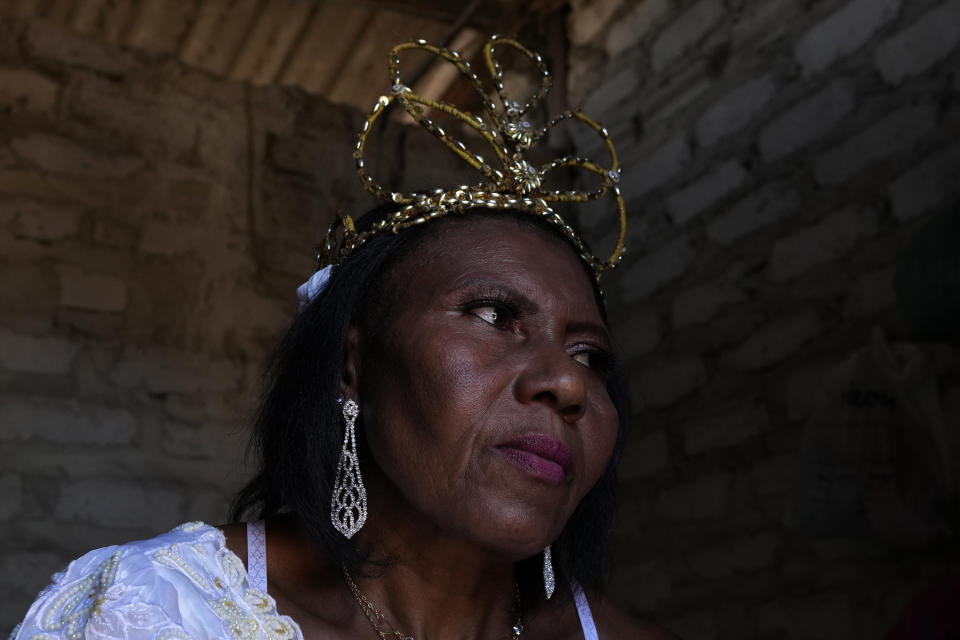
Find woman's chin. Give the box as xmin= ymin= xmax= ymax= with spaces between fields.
xmin=464 ymin=518 xmax=563 ymax=562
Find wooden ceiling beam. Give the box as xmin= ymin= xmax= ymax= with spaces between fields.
xmin=319 ymin=0 xmax=503 ymax=27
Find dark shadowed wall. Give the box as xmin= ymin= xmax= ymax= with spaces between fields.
xmin=565 ymin=0 xmax=960 ymax=637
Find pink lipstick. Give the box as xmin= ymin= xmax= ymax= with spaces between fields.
xmin=497 ymin=434 xmax=572 ymax=485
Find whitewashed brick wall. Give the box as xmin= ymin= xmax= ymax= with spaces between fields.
xmin=0 ymin=16 xmax=443 ymax=632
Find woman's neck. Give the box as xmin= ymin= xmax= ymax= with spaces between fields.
xmin=266 ymin=514 xmax=524 ymax=640
xmin=348 ymin=516 xmax=521 ymax=640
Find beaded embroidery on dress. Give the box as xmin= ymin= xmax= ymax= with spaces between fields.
xmin=12 ymin=522 xmax=302 ymax=640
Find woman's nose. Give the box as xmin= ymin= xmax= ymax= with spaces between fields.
xmin=514 ymin=343 xmax=588 ymax=422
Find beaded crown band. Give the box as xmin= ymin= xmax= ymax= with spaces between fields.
xmin=318 ymin=35 xmax=626 ymax=279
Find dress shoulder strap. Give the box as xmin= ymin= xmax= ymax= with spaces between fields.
xmin=571 ymin=581 xmax=599 ymax=640
xmin=246 ymin=520 xmax=268 ymax=593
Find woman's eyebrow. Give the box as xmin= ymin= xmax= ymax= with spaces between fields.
xmin=447 ymin=278 xmax=539 ymax=313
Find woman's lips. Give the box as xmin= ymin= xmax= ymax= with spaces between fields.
xmin=497 ymin=433 xmax=572 ymax=486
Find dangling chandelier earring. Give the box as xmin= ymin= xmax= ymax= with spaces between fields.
xmin=543 ymin=545 xmax=555 ymax=599
xmin=330 ymin=399 xmax=367 ymax=538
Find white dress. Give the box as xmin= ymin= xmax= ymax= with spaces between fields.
xmin=12 ymin=522 xmax=301 ymax=640
xmin=13 ymin=522 xmax=599 ymax=640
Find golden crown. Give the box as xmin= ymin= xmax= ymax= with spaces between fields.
xmin=319 ymin=35 xmax=626 ymax=278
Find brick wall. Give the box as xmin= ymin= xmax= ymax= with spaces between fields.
xmin=0 ymin=16 xmax=439 ymax=631
xmin=568 ymin=0 xmax=960 ymax=637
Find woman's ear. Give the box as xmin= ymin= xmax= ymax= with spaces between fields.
xmin=340 ymin=324 xmax=361 ymax=400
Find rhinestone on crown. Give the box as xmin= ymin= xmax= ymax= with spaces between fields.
xmin=507 ymin=156 xmax=541 ymax=194
xmin=503 ymin=119 xmax=535 ymax=150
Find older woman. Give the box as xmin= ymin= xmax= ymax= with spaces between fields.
xmin=14 ymin=37 xmax=676 ymax=640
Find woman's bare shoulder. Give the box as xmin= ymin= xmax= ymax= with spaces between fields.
xmin=592 ymin=594 xmax=680 ymax=639
xmin=217 ymin=522 xmax=248 ymax=568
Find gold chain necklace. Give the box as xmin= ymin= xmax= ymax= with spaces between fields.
xmin=343 ymin=567 xmax=523 ymax=640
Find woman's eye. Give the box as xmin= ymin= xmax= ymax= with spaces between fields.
xmin=570 ymin=348 xmax=612 ymax=374
xmin=571 ymin=351 xmax=593 ymax=367
xmin=471 ymin=305 xmax=509 ymax=328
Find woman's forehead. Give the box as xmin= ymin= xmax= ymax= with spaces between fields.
xmin=410 ymin=216 xmax=585 ymax=266
xmin=390 ymin=216 xmax=601 ymax=307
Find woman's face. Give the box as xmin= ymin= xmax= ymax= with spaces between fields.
xmin=350 ymin=217 xmax=619 ymax=558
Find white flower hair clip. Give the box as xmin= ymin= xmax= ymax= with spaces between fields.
xmin=296 ymin=265 xmax=332 ymax=310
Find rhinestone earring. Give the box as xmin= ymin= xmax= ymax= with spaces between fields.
xmin=330 ymin=399 xmax=367 ymax=538
xmin=543 ymin=545 xmax=555 ymax=599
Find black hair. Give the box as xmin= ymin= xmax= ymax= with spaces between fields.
xmin=230 ymin=205 xmax=630 ymax=606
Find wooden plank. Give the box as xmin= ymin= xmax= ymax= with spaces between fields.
xmin=278 ymin=3 xmax=372 ymax=92
xmin=329 ymin=10 xmax=448 ymax=107
xmin=125 ymin=0 xmax=201 ymax=53
xmin=180 ymin=0 xmax=232 ymax=68
xmin=326 ymin=9 xmax=398 ymax=104
xmin=229 ymin=0 xmax=297 ymax=81
xmin=248 ymin=0 xmax=315 ymax=84
xmin=412 ymin=26 xmax=484 ymax=103
xmin=182 ymin=0 xmax=264 ymax=76
xmin=351 ymin=0 xmax=501 ymax=27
